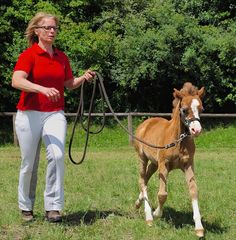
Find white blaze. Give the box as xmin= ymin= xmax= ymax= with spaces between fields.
xmin=189 ymin=99 xmax=202 ymax=136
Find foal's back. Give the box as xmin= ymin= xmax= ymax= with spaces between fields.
xmin=135 ymin=117 xmax=170 ymax=145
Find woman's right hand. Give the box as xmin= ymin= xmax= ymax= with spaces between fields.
xmin=40 ymin=87 xmax=61 ymax=102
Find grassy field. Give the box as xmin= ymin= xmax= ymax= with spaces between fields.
xmin=0 ymin=122 xmax=235 ymax=240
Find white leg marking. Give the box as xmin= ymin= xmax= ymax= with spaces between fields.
xmin=135 ymin=192 xmax=143 ymax=208
xmin=143 ymin=190 xmax=153 ymax=223
xmin=192 ymin=199 xmax=204 ymax=230
xmin=153 ymin=206 xmax=163 ymax=218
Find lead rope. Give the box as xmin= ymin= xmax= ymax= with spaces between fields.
xmin=68 ymin=76 xmax=105 ymax=165
xmin=68 ymin=72 xmax=189 ymax=165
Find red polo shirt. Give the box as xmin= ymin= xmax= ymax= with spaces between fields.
xmin=14 ymin=43 xmax=73 ymax=111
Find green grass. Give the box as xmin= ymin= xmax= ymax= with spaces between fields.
xmin=0 ymin=123 xmax=236 ymax=239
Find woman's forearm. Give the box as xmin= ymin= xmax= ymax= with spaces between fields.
xmin=64 ymin=76 xmax=86 ymax=90
xmin=12 ymin=71 xmax=43 ymax=93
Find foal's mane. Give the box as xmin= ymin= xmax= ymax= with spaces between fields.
xmin=172 ymin=82 xmax=199 ymax=114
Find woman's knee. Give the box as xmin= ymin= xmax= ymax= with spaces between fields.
xmin=46 ymin=146 xmax=64 ymax=162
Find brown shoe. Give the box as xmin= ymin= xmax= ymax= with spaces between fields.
xmin=22 ymin=210 xmax=34 ymax=222
xmin=45 ymin=211 xmax=62 ymax=223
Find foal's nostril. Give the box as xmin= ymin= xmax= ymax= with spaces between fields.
xmin=192 ymin=128 xmax=201 ymax=136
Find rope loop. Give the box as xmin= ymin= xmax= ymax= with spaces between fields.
xmin=68 ymin=72 xmax=189 ymax=165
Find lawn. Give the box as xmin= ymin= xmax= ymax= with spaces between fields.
xmin=0 ymin=122 xmax=235 ymax=240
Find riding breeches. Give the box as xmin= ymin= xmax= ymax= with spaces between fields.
xmin=15 ymin=110 xmax=67 ymax=211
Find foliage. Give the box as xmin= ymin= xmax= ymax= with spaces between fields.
xmin=0 ymin=0 xmax=235 ymax=112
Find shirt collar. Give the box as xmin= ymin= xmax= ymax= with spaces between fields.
xmin=32 ymin=43 xmax=59 ymax=56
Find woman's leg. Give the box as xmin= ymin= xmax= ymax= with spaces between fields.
xmin=42 ymin=111 xmax=67 ymax=211
xmin=15 ymin=111 xmax=42 ymax=211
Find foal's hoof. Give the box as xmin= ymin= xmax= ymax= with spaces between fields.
xmin=146 ymin=220 xmax=153 ymax=227
xmin=195 ymin=228 xmax=204 ymax=238
xmin=135 ymin=200 xmax=142 ymax=209
xmin=153 ymin=208 xmax=163 ymax=218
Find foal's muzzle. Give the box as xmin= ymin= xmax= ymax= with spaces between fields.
xmin=180 ymin=109 xmax=202 ymax=137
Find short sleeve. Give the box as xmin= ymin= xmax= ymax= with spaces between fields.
xmin=14 ymin=49 xmax=34 ymax=75
xmin=63 ymin=54 xmax=73 ymax=81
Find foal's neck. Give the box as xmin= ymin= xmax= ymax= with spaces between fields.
xmin=170 ymin=100 xmax=185 ymax=135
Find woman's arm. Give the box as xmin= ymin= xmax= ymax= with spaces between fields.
xmin=64 ymin=70 xmax=96 ymax=90
xmin=12 ymin=70 xmax=61 ymax=102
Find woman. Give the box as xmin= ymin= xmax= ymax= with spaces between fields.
xmin=12 ymin=12 xmax=95 ymax=222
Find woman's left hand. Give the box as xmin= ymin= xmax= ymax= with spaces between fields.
xmin=82 ymin=70 xmax=96 ymax=82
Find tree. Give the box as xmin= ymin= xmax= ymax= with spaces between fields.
xmin=0 ymin=0 xmax=235 ymax=113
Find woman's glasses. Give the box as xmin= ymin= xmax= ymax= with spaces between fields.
xmin=36 ymin=26 xmax=58 ymax=31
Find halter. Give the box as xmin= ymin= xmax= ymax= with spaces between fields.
xmin=180 ymin=107 xmax=201 ymax=128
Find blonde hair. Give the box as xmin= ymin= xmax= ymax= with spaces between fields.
xmin=25 ymin=12 xmax=59 ymax=47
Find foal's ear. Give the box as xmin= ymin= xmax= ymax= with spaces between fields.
xmin=198 ymin=87 xmax=205 ymax=98
xmin=173 ymin=88 xmax=183 ymax=99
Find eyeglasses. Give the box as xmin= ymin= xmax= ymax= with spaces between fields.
xmin=36 ymin=26 xmax=59 ymax=31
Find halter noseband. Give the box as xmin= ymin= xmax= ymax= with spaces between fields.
xmin=180 ymin=108 xmax=201 ymax=128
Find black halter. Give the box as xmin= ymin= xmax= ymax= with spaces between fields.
xmin=180 ymin=108 xmax=201 ymax=128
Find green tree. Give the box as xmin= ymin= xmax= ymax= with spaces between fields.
xmin=100 ymin=0 xmax=236 ymax=112
xmin=0 ymin=0 xmax=235 ymax=113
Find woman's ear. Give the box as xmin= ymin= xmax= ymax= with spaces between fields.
xmin=34 ymin=28 xmax=40 ymax=36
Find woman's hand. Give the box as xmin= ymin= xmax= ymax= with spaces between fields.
xmin=82 ymin=70 xmax=96 ymax=82
xmin=40 ymin=87 xmax=61 ymax=102
xmin=64 ymin=70 xmax=96 ymax=90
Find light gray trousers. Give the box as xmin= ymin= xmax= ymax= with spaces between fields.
xmin=15 ymin=110 xmax=67 ymax=211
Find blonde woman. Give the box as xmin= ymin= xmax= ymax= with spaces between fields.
xmin=12 ymin=12 xmax=95 ymax=222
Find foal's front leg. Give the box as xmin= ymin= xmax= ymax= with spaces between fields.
xmin=135 ymin=158 xmax=154 ymax=226
xmin=153 ymin=162 xmax=168 ymax=218
xmin=184 ymin=165 xmax=204 ymax=238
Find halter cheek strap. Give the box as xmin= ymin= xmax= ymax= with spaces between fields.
xmin=180 ymin=108 xmax=201 ymax=128
xmin=184 ymin=117 xmax=201 ymax=127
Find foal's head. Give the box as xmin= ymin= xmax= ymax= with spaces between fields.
xmin=173 ymin=82 xmax=205 ymax=137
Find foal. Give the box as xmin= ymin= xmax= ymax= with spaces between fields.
xmin=134 ymin=82 xmax=205 ymax=237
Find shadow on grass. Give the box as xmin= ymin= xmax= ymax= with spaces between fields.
xmin=62 ymin=210 xmax=124 ymax=226
xmin=163 ymin=207 xmax=228 ymax=235
xmin=62 ymin=207 xmax=227 ymax=237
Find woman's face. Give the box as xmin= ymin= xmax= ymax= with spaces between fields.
xmin=35 ymin=17 xmax=58 ymax=45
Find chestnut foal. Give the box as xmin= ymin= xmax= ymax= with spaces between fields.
xmin=134 ymin=82 xmax=205 ymax=238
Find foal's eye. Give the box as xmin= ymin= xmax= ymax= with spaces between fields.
xmin=181 ymin=107 xmax=188 ymax=114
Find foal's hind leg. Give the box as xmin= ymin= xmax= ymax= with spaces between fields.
xmin=184 ymin=164 xmax=204 ymax=238
xmin=153 ymin=162 xmax=168 ymax=218
xmin=135 ymin=157 xmax=156 ymax=225
xmin=135 ymin=162 xmax=157 ymax=208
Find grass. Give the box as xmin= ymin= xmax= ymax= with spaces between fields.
xmin=0 ymin=122 xmax=236 ymax=239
